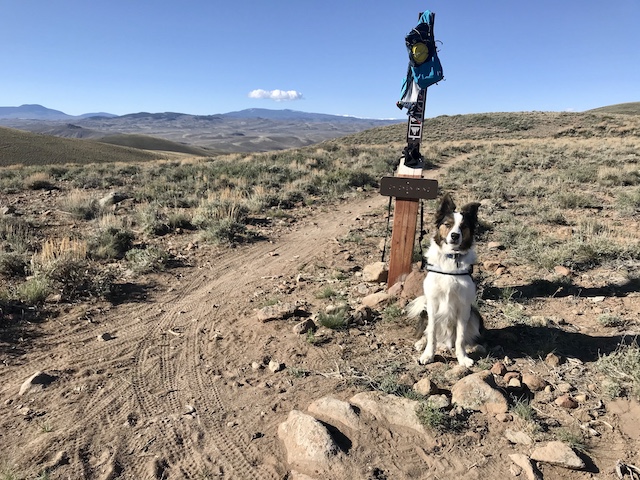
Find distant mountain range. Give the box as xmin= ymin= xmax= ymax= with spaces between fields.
xmin=0 ymin=104 xmax=401 ymax=153
xmin=0 ymin=104 xmax=392 ymax=123
xmin=0 ymin=104 xmax=116 ymax=120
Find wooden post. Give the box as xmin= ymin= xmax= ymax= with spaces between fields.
xmin=387 ymin=161 xmax=423 ymax=288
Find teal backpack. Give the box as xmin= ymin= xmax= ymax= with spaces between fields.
xmin=398 ymin=10 xmax=444 ymax=107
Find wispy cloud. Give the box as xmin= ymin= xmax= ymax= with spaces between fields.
xmin=248 ymin=89 xmax=304 ymax=101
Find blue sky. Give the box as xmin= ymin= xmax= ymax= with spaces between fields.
xmin=1 ymin=1 xmax=639 ymax=119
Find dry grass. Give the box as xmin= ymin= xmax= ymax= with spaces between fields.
xmin=1 ymin=109 xmax=639 ymax=312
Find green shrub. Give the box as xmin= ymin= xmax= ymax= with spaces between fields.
xmin=88 ymin=228 xmax=135 ymax=260
xmin=125 ymin=247 xmax=170 ymax=273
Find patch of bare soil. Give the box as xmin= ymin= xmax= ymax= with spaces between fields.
xmin=1 ymin=160 xmax=639 ymax=480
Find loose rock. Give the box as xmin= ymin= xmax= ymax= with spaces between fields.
xmin=545 ymin=352 xmax=562 ymax=367
xmin=293 ymin=318 xmax=316 ymax=335
xmin=308 ymin=397 xmax=363 ymax=431
xmin=426 ymin=394 xmax=451 ymax=409
xmin=509 ymin=453 xmax=543 ymax=480
xmin=268 ymin=361 xmax=284 ymax=373
xmin=400 ymin=270 xmax=426 ymax=300
xmin=257 ymin=302 xmax=309 ymax=322
xmin=451 ymin=371 xmax=509 ymax=414
xmin=413 ymin=378 xmax=438 ymax=396
xmin=444 ymin=365 xmax=471 ymax=382
xmin=505 ymin=429 xmax=533 ymax=445
xmin=362 ymin=262 xmax=388 ymax=283
xmin=278 ymin=410 xmax=340 ymax=471
xmin=350 ymin=391 xmax=430 ymax=436
xmin=19 ymin=371 xmax=58 ymax=396
xmin=490 ymin=361 xmax=507 ymax=376
xmin=522 ymin=373 xmax=547 ymax=392
xmin=361 ymin=292 xmax=392 ymax=308
xmin=555 ymin=394 xmax=578 ymax=409
xmin=530 ymin=441 xmax=585 ymax=470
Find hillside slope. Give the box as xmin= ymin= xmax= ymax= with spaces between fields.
xmin=0 ymin=127 xmax=188 ymax=167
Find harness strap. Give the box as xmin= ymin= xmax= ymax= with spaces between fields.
xmin=426 ymin=263 xmax=474 ymax=276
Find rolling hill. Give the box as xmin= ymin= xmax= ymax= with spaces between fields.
xmin=0 ymin=126 xmax=175 ymax=167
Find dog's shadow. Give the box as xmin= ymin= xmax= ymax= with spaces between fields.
xmin=479 ymin=277 xmax=639 ymax=362
xmin=483 ymin=324 xmax=628 ymax=363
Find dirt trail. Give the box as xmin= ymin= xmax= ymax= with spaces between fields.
xmin=1 ymin=190 xmax=397 ymax=479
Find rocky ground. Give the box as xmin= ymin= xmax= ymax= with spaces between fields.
xmin=1 ymin=160 xmax=640 ymax=479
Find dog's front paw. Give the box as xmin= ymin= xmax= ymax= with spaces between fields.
xmin=415 ymin=337 xmax=427 ymax=352
xmin=418 ymin=352 xmax=435 ymax=365
xmin=457 ymin=356 xmax=474 ymax=368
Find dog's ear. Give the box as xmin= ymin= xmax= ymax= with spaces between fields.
xmin=461 ymin=202 xmax=481 ymax=223
xmin=435 ymin=193 xmax=456 ymax=223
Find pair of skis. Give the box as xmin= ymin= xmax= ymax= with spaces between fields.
xmin=380 ymin=87 xmax=437 ymax=288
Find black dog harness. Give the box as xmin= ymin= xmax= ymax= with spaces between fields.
xmin=426 ymin=253 xmax=474 ymax=276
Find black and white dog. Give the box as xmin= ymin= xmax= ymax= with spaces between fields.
xmin=407 ymin=193 xmax=483 ymax=367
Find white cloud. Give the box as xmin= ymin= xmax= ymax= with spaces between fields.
xmin=248 ymin=89 xmax=304 ymax=101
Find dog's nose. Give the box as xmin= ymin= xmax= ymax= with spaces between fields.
xmin=450 ymin=232 xmax=460 ymax=242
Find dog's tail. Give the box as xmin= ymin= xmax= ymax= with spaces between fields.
xmin=407 ymin=295 xmax=428 ymax=338
xmin=406 ymin=295 xmax=427 ymax=318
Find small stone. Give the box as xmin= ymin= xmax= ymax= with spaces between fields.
xmin=251 ymin=362 xmax=263 ymax=370
xmin=256 ymin=303 xmax=305 ymax=322
xmin=487 ymin=242 xmax=504 ymax=250
xmin=505 ymin=429 xmax=533 ymax=445
xmin=362 ymin=262 xmax=388 ymax=283
xmin=522 ymin=373 xmax=547 ymax=392
xmin=574 ymin=393 xmax=588 ymax=403
xmin=444 ymin=365 xmax=471 ymax=382
xmin=268 ymin=361 xmax=284 ymax=373
xmin=400 ymin=270 xmax=426 ymax=300
xmin=544 ymin=385 xmax=553 ymax=393
xmin=557 ymin=382 xmax=574 ymax=393
xmin=590 ymin=296 xmax=606 ymax=303
xmin=508 ymin=378 xmax=522 ymax=389
xmin=184 ymin=405 xmax=196 ymax=415
xmin=426 ymin=394 xmax=450 ymax=409
xmin=19 ymin=371 xmax=57 ymax=396
xmin=18 ymin=406 xmax=32 ymax=416
xmin=490 ymin=362 xmax=507 ymax=376
xmin=413 ymin=378 xmax=438 ymax=396
xmin=555 ymin=394 xmax=578 ymax=409
xmin=504 ymin=371 xmax=521 ymax=382
xmin=361 ymin=291 xmax=392 ymax=308
xmin=451 ymin=371 xmax=509 ymax=414
xmin=292 ymin=318 xmax=316 ymax=335
xmin=545 ymin=352 xmax=562 ymax=367
xmin=509 ymin=453 xmax=543 ymax=480
xmin=98 ymin=332 xmax=114 ymax=341
xmin=530 ymin=441 xmax=585 ymax=470
xmin=278 ymin=410 xmax=339 ymax=471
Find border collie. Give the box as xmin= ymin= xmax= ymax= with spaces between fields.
xmin=407 ymin=193 xmax=483 ymax=367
